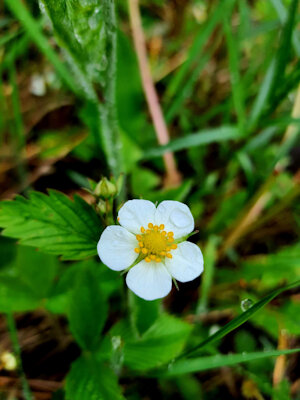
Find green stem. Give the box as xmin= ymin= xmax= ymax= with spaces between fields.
xmin=6 ymin=313 xmax=33 ymax=400
xmin=101 ymin=0 xmax=123 ymax=181
xmin=196 ymin=236 xmax=218 ymax=314
xmin=5 ymin=0 xmax=124 ymax=183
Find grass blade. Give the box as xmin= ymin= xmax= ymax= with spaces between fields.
xmin=143 ymin=126 xmax=240 ymax=159
xmin=179 ymin=279 xmax=300 ymax=359
xmin=248 ymin=0 xmax=299 ymax=131
xmin=166 ymin=0 xmax=236 ymax=101
xmin=270 ymin=0 xmax=300 ymax=56
xmin=159 ymin=348 xmax=300 ymax=377
xmin=223 ymin=13 xmax=246 ymax=135
xmin=4 ymin=0 xmax=78 ymax=95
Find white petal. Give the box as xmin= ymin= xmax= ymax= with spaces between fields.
xmin=126 ymin=260 xmax=172 ymax=300
xmin=165 ymin=241 xmax=204 ymax=282
xmin=155 ymin=201 xmax=194 ymax=239
xmin=118 ymin=199 xmax=156 ymax=234
xmin=97 ymin=226 xmax=138 ymax=271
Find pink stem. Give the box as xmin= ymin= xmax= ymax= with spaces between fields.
xmin=128 ymin=0 xmax=182 ymax=186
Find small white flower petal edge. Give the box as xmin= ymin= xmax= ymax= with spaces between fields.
xmin=118 ymin=199 xmax=156 ymax=234
xmin=164 ymin=241 xmax=204 ymax=282
xmin=97 ymin=199 xmax=204 ymax=300
xmin=97 ymin=225 xmax=137 ymax=271
xmin=126 ymin=260 xmax=172 ymax=301
xmin=155 ymin=200 xmax=194 ymax=239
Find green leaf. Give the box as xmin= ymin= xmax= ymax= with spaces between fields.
xmin=124 ymin=314 xmax=192 ymax=371
xmin=46 ymin=260 xmax=121 ymax=314
xmin=219 ymin=244 xmax=300 ymax=288
xmin=65 ymin=356 xmax=125 ymax=400
xmin=143 ymin=126 xmax=240 ymax=159
xmin=0 ymin=246 xmax=60 ymax=312
xmin=39 ymin=0 xmax=106 ymax=86
xmin=0 ymin=237 xmax=16 ymax=270
xmin=159 ymin=348 xmax=300 ymax=377
xmin=16 ymin=246 xmax=59 ymax=299
xmin=181 ymin=280 xmax=300 ymax=358
xmin=129 ymin=291 xmax=161 ymax=336
xmin=0 ymin=276 xmax=40 ymax=313
xmin=68 ymin=266 xmax=108 ymax=350
xmin=0 ymin=190 xmax=102 ymax=260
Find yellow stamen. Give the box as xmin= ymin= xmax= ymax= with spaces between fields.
xmin=137 ymin=222 xmax=178 ymax=263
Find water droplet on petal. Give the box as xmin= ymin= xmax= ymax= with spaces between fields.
xmin=170 ymin=208 xmax=192 ymax=228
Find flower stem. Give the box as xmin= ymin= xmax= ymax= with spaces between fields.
xmin=6 ymin=313 xmax=33 ymax=400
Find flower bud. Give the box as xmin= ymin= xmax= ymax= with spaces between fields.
xmin=95 ymin=177 xmax=117 ymax=198
xmin=97 ymin=199 xmax=107 ymax=214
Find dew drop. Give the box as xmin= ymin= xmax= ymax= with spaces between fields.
xmin=111 ymin=335 xmax=122 ymax=350
xmin=241 ymin=298 xmax=253 ymax=312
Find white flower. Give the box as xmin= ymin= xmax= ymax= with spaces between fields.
xmin=97 ymin=200 xmax=204 ymax=301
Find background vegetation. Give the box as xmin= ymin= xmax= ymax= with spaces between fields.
xmin=0 ymin=0 xmax=300 ymax=399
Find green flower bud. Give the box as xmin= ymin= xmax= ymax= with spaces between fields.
xmin=95 ymin=177 xmax=117 ymax=198
xmin=97 ymin=199 xmax=107 ymax=214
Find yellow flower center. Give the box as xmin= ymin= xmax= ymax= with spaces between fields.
xmin=134 ymin=223 xmax=177 ymax=263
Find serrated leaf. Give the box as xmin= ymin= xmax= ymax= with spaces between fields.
xmin=65 ymin=356 xmax=125 ymax=400
xmin=0 ymin=190 xmax=102 ymax=260
xmin=68 ymin=266 xmax=108 ymax=350
xmin=123 ymin=314 xmax=192 ymax=371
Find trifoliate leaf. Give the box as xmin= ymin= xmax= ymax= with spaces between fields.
xmin=0 ymin=190 xmax=102 ymax=260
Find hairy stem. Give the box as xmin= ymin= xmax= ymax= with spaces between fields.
xmin=102 ymin=0 xmax=123 ymax=180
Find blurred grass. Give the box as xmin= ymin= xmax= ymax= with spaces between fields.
xmin=0 ymin=0 xmax=300 ymax=399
